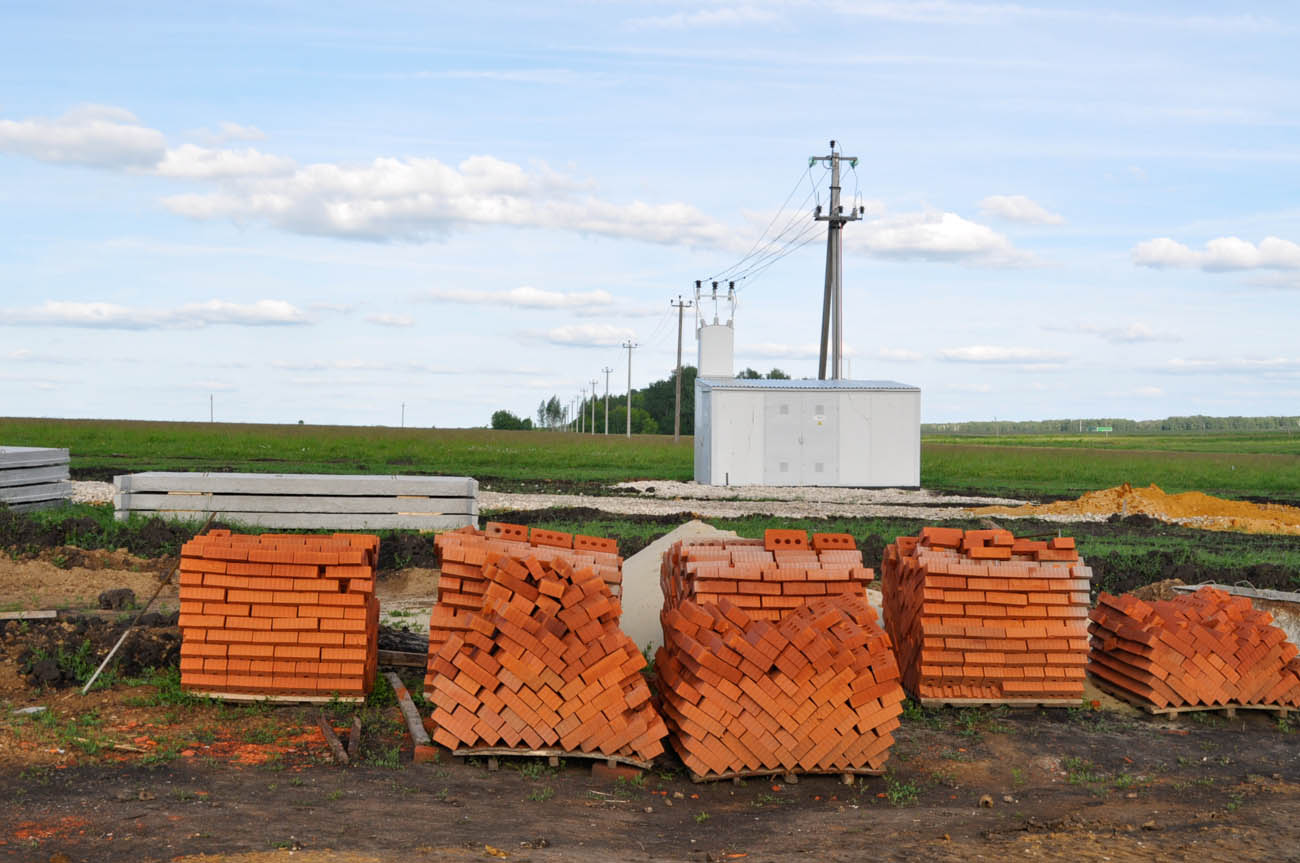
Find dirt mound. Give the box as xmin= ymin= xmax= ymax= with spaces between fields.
xmin=2 ymin=615 xmax=180 ymax=688
xmin=974 ymin=482 xmax=1300 ymax=535
xmin=1130 ymin=578 xmax=1187 ymax=602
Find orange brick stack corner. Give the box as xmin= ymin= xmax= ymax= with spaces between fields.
xmin=881 ymin=527 xmax=1090 ymax=703
xmin=425 ymin=544 xmax=666 ymax=762
xmin=660 ymin=531 xmax=875 ymax=622
xmin=178 ymin=529 xmax=379 ymax=698
xmin=427 ymin=524 xmax=622 ymax=660
xmin=655 ymin=530 xmax=905 ymax=778
xmin=1089 ymin=586 xmax=1300 ymax=709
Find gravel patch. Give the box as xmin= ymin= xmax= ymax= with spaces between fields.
xmin=70 ymin=481 xmax=115 ymax=505
xmin=612 ymin=480 xmax=1027 ymax=507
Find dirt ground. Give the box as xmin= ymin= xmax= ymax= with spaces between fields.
xmin=2 ymin=695 xmax=1298 ymax=862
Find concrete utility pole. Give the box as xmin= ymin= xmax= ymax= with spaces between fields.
xmin=811 ymin=140 xmax=863 ymax=380
xmin=209 ymin=393 xmax=214 ymax=423
xmin=602 ymin=366 xmax=613 ymax=435
xmin=623 ymin=340 xmax=638 ymax=438
xmin=671 ymin=295 xmax=693 ymax=443
xmin=590 ymin=378 xmax=599 ymax=434
xmin=579 ymin=388 xmax=586 ymax=433
xmin=401 ymin=402 xmax=405 ymax=428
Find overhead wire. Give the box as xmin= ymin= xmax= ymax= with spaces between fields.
xmin=708 ymin=164 xmax=812 ymax=282
xmin=709 ymin=164 xmax=828 ymax=284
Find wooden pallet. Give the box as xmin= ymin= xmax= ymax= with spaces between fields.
xmin=689 ymin=766 xmax=885 ymax=785
xmin=917 ymin=697 xmax=1082 ymax=709
xmin=1090 ymin=677 xmax=1293 ymax=718
xmin=189 ymin=691 xmax=365 ymax=705
xmin=446 ymin=746 xmax=652 ymax=772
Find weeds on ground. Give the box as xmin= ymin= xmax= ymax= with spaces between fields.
xmin=528 ymin=786 xmax=555 ymax=802
xmin=882 ymin=772 xmax=921 ymax=806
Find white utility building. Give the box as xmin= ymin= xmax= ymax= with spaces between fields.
xmin=691 ymin=291 xmax=920 ymax=487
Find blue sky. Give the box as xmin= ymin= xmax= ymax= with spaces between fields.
xmin=2 ymin=1 xmax=1298 ymax=427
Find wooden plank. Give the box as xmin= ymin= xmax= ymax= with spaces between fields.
xmin=318 ymin=711 xmax=349 ymax=765
xmin=0 ymin=464 xmax=70 ymax=488
xmin=916 ymin=697 xmax=1082 ymax=708
xmin=689 ymin=766 xmax=885 ymax=783
xmin=1089 ymin=676 xmax=1289 ymax=717
xmin=0 ymin=609 xmax=57 ymax=621
xmin=116 ymin=492 xmax=477 ymax=515
xmin=113 ymin=510 xmax=475 ymax=530
xmin=378 ymin=650 xmax=428 ymax=669
xmin=116 ymin=471 xmax=477 ymax=497
xmin=0 ymin=447 xmax=69 ymax=469
xmin=447 ymin=746 xmax=653 ymax=770
xmin=384 ymin=671 xmax=432 ymax=747
xmin=187 ymin=691 xmax=365 ymax=704
xmin=347 ymin=715 xmax=362 ymax=762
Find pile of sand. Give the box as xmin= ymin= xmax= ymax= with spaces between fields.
xmin=973 ymin=483 xmax=1300 ymax=536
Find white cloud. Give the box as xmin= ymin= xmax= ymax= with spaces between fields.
xmin=530 ymin=323 xmax=637 ymax=347
xmin=978 ymin=194 xmax=1064 ymax=225
xmin=629 ymin=5 xmax=780 ymax=29
xmin=163 ymin=154 xmax=731 ymax=247
xmin=939 ymin=345 xmax=1067 ymax=364
xmin=877 ymin=347 xmax=924 ymax=361
xmin=272 ymin=359 xmax=455 ymax=373
xmin=217 ymin=122 xmax=265 ymax=142
xmin=1132 ymin=236 xmax=1300 ymax=271
xmin=0 ymin=104 xmax=165 ymax=168
xmin=1157 ymin=357 xmax=1300 ymax=376
xmin=741 ymin=343 xmax=860 ymax=360
xmin=425 ymin=285 xmax=615 ymax=309
xmin=1133 ymin=386 xmax=1164 ymax=397
xmin=1 ymin=299 xmax=309 ymax=330
xmin=850 ymin=211 xmax=1028 ymax=265
xmin=154 ymin=144 xmax=295 ymax=179
xmin=364 ymin=313 xmax=414 ymax=327
xmin=1043 ymin=322 xmax=1180 ymax=344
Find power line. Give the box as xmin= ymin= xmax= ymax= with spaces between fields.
xmin=709 ymin=164 xmax=828 ymax=283
xmin=709 ymin=165 xmax=812 ymax=282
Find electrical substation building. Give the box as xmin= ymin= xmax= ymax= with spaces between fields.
xmin=692 ymin=314 xmax=921 ymax=488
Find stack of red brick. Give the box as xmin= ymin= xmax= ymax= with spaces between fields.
xmin=1089 ymin=586 xmax=1300 ymax=708
xmin=429 ymin=524 xmax=622 ymax=654
xmin=655 ymin=530 xmax=904 ymax=778
xmin=426 ymin=526 xmax=665 ymax=761
xmin=881 ymin=527 xmax=1090 ymax=703
xmin=178 ymin=529 xmax=379 ymax=698
xmin=661 ymin=530 xmax=874 ymax=622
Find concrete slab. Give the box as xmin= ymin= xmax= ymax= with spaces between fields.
xmin=620 ymin=520 xmax=739 ymax=656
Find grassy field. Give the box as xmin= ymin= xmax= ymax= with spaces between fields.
xmin=4 ymin=417 xmax=1300 ymax=502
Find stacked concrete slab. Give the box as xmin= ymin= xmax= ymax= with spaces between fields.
xmin=114 ymin=472 xmax=477 ymax=530
xmin=0 ymin=446 xmax=71 ymax=512
xmin=1089 ymin=586 xmax=1300 ymax=709
xmin=882 ymin=527 xmax=1090 ymax=704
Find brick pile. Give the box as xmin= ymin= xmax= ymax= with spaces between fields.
xmin=881 ymin=527 xmax=1090 ymax=703
xmin=425 ymin=545 xmax=666 ymax=761
xmin=178 ymin=529 xmax=379 ymax=698
xmin=660 ymin=530 xmax=875 ymax=622
xmin=428 ymin=524 xmax=622 ymax=655
xmin=655 ymin=530 xmax=904 ymax=778
xmin=1089 ymin=586 xmax=1300 ymax=709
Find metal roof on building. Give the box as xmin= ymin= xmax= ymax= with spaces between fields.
xmin=697 ymin=378 xmax=919 ymax=392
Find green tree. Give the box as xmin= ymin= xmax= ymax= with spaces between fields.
xmin=490 ymin=410 xmax=532 ymax=430
xmin=535 ymin=396 xmax=567 ymax=430
xmin=766 ymin=368 xmax=790 ymax=379
xmin=738 ymin=367 xmax=762 ymax=379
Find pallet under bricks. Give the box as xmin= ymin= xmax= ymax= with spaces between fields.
xmin=428 ymin=524 xmax=623 ymax=654
xmin=881 ymin=527 xmax=1091 ymax=703
xmin=177 ymin=529 xmax=380 ymax=698
xmin=424 ymin=535 xmax=666 ymax=761
xmin=1089 ymin=586 xmax=1300 ymax=709
xmin=656 ymin=531 xmax=905 ymax=778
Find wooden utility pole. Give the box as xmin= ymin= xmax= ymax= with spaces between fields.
xmin=671 ymin=295 xmax=693 ymax=442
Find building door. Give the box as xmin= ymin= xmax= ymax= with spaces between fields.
xmin=802 ymin=396 xmax=840 ymax=484
xmin=762 ymin=394 xmax=841 ymax=484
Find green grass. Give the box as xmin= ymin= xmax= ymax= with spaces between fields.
xmin=5 ymin=417 xmax=1300 ymax=501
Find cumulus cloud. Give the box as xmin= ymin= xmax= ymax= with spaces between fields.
xmin=1132 ymin=236 xmax=1300 ymax=271
xmin=1157 ymin=357 xmax=1300 ymax=376
xmin=162 ymin=154 xmax=731 ymax=247
xmin=850 ymin=211 xmax=1028 ymax=266
xmin=530 ymin=323 xmax=636 ymax=347
xmin=939 ymin=345 xmax=1067 ymax=364
xmin=425 ymin=285 xmax=615 ymax=309
xmin=0 ymin=104 xmax=166 ymax=168
xmin=364 ymin=313 xmax=414 ymax=327
xmin=154 ymin=144 xmax=295 ymax=180
xmin=629 ymin=5 xmax=780 ymax=29
xmin=1043 ymin=322 xmax=1180 ymax=344
xmin=0 ymin=299 xmax=309 ymax=330
xmin=979 ymin=194 xmax=1064 ymax=225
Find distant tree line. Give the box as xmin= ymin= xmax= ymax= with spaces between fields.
xmin=489 ymin=366 xmax=791 ymax=434
xmin=922 ymin=415 xmax=1300 ymax=435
